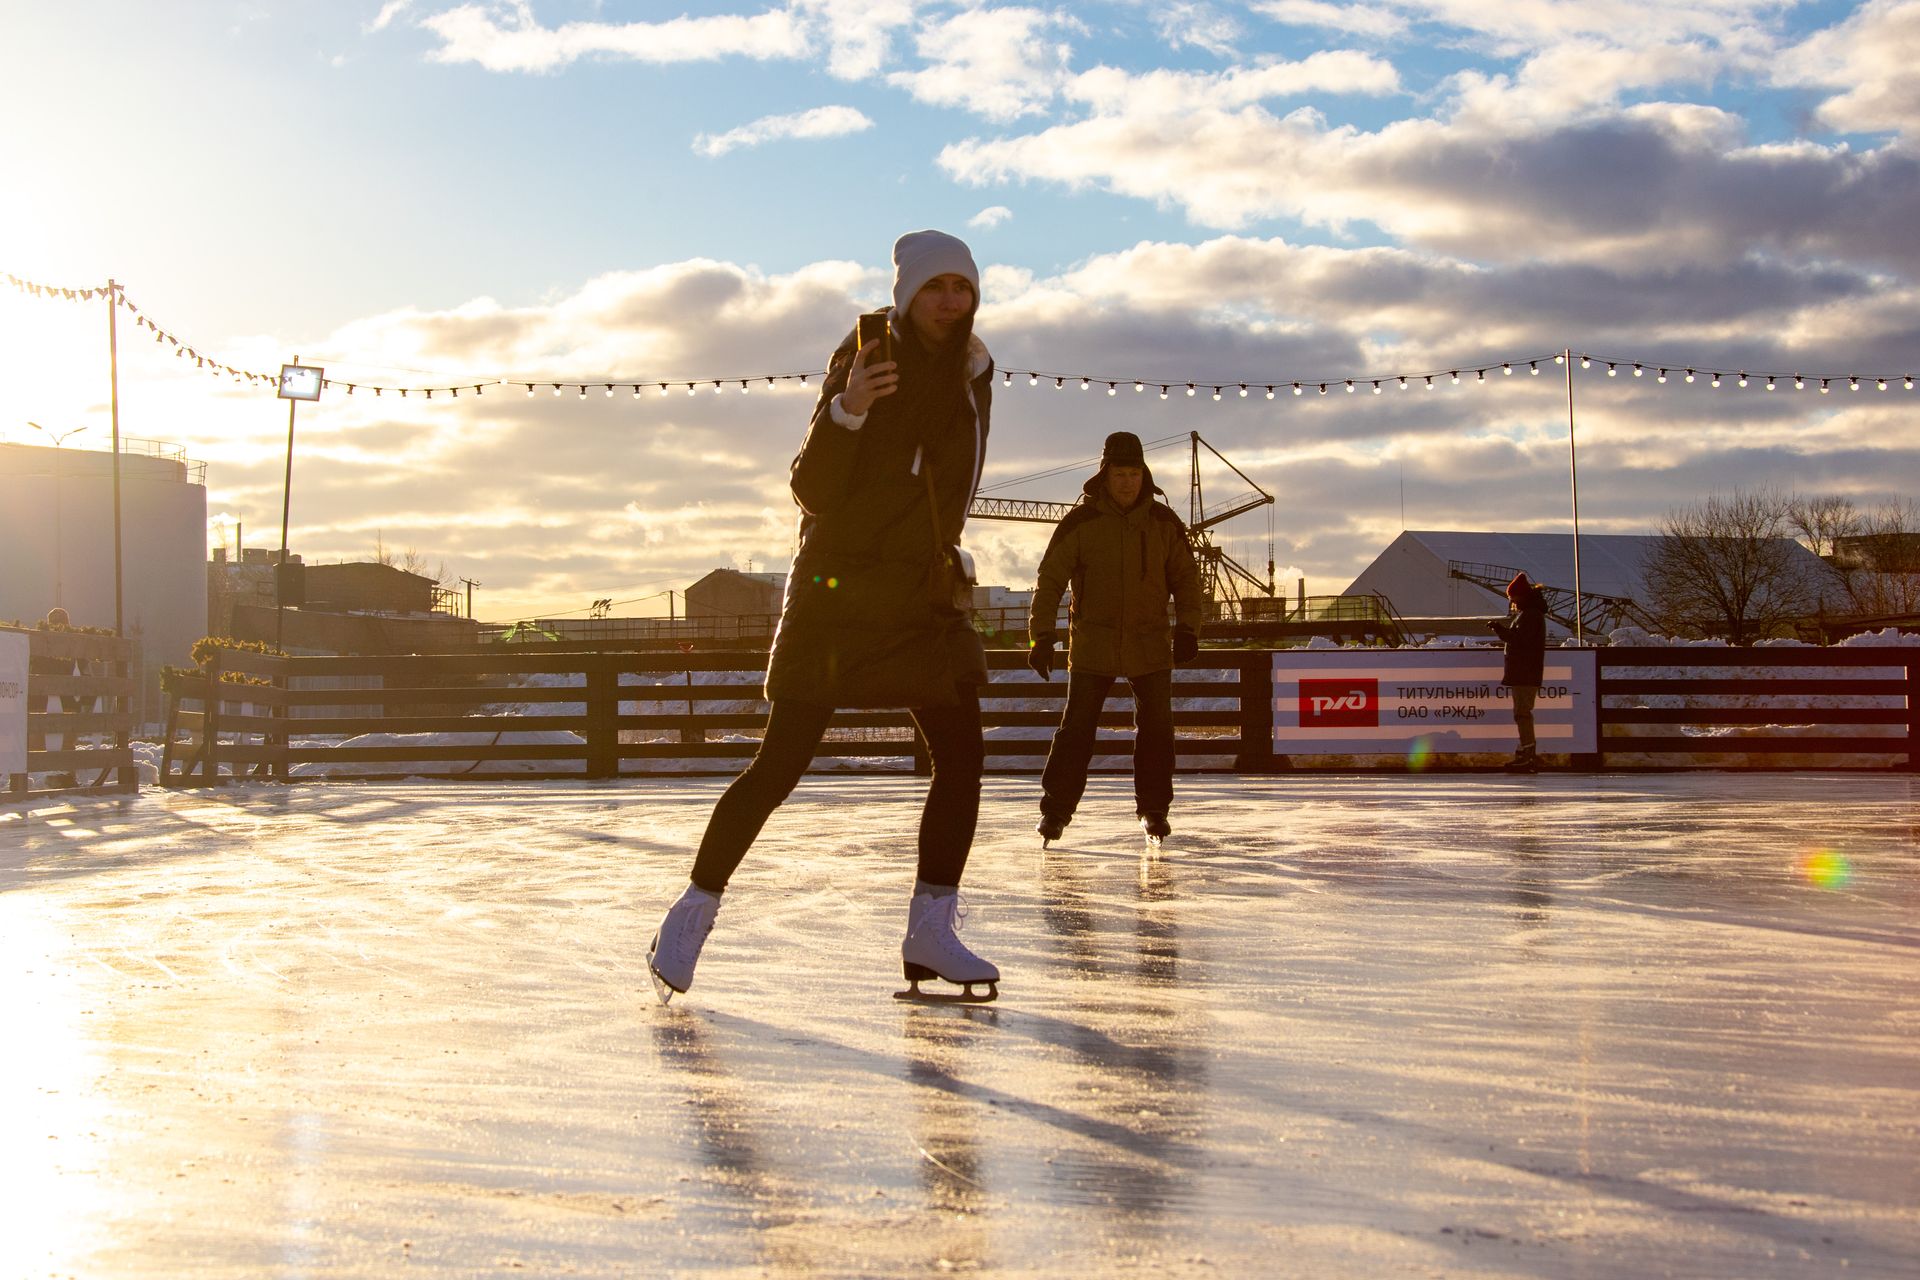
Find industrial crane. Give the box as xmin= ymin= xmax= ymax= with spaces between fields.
xmin=967 ymin=431 xmax=1277 ymax=619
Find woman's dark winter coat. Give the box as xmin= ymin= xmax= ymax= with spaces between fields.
xmin=1491 ymin=585 xmax=1548 ymax=687
xmin=764 ymin=320 xmax=993 ymax=708
xmin=1027 ymin=468 xmax=1204 ymax=678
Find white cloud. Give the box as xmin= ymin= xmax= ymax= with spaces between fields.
xmin=791 ymin=0 xmax=920 ymax=79
xmin=885 ymin=6 xmax=1082 ymax=121
xmin=1778 ymin=0 xmax=1920 ymax=138
xmin=419 ymin=2 xmax=809 ymax=72
xmin=1153 ymin=2 xmax=1244 ymax=55
xmin=693 ymin=105 xmax=875 ymax=157
xmin=365 ymin=0 xmax=414 ymax=34
xmin=1251 ymin=0 xmax=1408 ymax=39
xmin=969 ymin=205 xmax=1014 ymax=229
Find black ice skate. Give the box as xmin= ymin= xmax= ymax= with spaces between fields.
xmin=1036 ymin=813 xmax=1067 ymax=847
xmin=1140 ymin=813 xmax=1172 ymax=845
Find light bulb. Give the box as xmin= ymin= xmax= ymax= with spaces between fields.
xmin=552 ymin=384 xmax=563 ymax=396
xmin=1685 ymin=370 xmax=1696 ymax=383
xmin=1238 ymin=384 xmax=1248 ymax=398
xmin=1344 ymin=380 xmax=1355 ymax=393
xmin=1371 ymin=381 xmax=1382 ymax=394
xmin=526 ymin=384 xmax=535 ymax=398
xmin=1291 ymin=383 xmax=1302 ymax=396
xmin=1159 ymin=386 xmax=1169 ymax=399
xmin=1186 ymin=384 xmax=1197 ymax=397
xmin=1876 ymin=379 xmax=1888 ymax=391
xmin=1793 ymin=377 xmax=1803 ymax=390
xmin=1079 ymin=377 xmax=1089 ymax=390
xmin=1710 ymin=375 xmax=1720 ymax=388
xmin=1529 ymin=362 xmax=1539 ymax=375
xmin=1265 ymin=387 xmax=1275 ymax=399
xmin=1606 ymin=364 xmax=1617 ymax=377
xmin=1632 ymin=365 xmax=1643 ymax=377
xmin=1134 ymin=381 xmax=1144 ymax=393
xmin=1449 ymin=371 xmax=1460 ymax=385
xmin=1502 ymin=363 xmax=1512 ymax=376
xmin=1737 ymin=373 xmax=1747 ymax=387
xmin=1579 ymin=357 xmax=1590 ymax=369
xmin=1055 ymin=377 xmax=1065 ymax=389
xmin=1107 ymin=383 xmax=1117 ymax=396
xmin=1764 ymin=378 xmax=1775 ymax=391
xmin=604 ymin=384 xmax=614 ymax=397
xmin=579 ymin=385 xmax=587 ymax=398
xmin=1029 ymin=374 xmax=1038 ymax=386
xmin=1211 ymin=388 xmax=1222 ymax=401
xmin=1657 ymin=370 xmax=1667 ymax=383
xmin=1003 ymin=371 xmax=1012 ymax=386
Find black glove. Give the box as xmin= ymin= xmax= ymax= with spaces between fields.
xmin=1173 ymin=626 xmax=1199 ymax=663
xmin=1027 ymin=636 xmax=1056 ymax=679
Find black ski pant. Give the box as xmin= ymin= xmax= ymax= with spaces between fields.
xmin=689 ymin=687 xmax=984 ymax=894
xmin=1039 ymin=667 xmax=1174 ymax=821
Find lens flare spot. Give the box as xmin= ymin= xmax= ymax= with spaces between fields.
xmin=1799 ymin=849 xmax=1852 ymax=889
xmin=827 ymin=577 xmax=838 ymax=589
xmin=1406 ymin=736 xmax=1435 ymax=772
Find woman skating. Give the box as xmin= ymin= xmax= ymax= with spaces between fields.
xmin=647 ymin=229 xmax=1000 ymax=1004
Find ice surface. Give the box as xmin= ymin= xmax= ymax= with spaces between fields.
xmin=4 ymin=773 xmax=1918 ymax=1277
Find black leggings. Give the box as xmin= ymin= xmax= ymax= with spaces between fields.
xmin=689 ymin=687 xmax=984 ymax=893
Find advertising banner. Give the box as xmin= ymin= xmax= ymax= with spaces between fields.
xmin=0 ymin=631 xmax=27 ymax=775
xmin=1272 ymin=649 xmax=1597 ymax=756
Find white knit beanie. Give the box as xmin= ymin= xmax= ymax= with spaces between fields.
xmin=891 ymin=230 xmax=980 ymax=316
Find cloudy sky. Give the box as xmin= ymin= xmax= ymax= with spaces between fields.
xmin=2 ymin=0 xmax=1916 ymax=624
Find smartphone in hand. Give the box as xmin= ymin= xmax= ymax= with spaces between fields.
xmin=856 ymin=310 xmax=891 ymax=366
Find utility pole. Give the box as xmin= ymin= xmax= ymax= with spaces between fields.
xmin=460 ymin=577 xmax=480 ymax=619
xmin=106 ymin=281 xmax=124 ymax=636
xmin=1563 ymin=348 xmax=1585 ymax=644
xmin=274 ymin=357 xmax=326 ymax=650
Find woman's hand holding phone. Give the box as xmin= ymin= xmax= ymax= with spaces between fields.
xmin=842 ymin=340 xmax=899 ymax=416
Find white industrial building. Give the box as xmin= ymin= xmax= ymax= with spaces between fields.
xmin=1342 ymin=529 xmax=1836 ymax=635
xmin=0 ymin=439 xmax=207 ymax=724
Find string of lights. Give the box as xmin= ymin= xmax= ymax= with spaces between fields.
xmin=8 ymin=270 xmax=1915 ymax=402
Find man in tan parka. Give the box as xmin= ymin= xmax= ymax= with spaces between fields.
xmin=1027 ymin=431 xmax=1205 ymax=844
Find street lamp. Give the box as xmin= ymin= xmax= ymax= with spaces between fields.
xmin=27 ymin=421 xmax=88 ymax=609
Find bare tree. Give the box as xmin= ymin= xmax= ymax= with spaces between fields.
xmin=1786 ymin=493 xmax=1859 ymax=559
xmin=1642 ymin=488 xmax=1840 ymax=643
xmin=1836 ymin=499 xmax=1920 ymax=618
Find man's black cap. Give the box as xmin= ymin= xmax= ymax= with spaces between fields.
xmin=1100 ymin=431 xmax=1146 ymax=469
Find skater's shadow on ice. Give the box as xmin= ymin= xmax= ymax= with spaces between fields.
xmin=686 ymin=1007 xmax=1207 ymax=1174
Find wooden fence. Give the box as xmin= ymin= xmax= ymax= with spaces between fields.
xmin=4 ymin=626 xmax=140 ymax=800
xmin=156 ymin=643 xmax=1917 ymax=785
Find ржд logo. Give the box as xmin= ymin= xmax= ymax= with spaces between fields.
xmin=1298 ymin=678 xmax=1378 ymax=728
